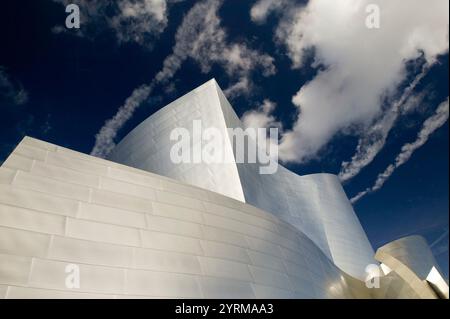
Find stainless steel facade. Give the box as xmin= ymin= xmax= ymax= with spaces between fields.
xmin=108 ymin=79 xmax=375 ymax=280
xmin=0 ymin=80 xmax=446 ymax=299
xmin=375 ymin=236 xmax=449 ymax=298
xmin=0 ymin=137 xmax=370 ymax=298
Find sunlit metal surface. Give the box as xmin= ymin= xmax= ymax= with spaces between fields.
xmin=0 ymin=137 xmax=371 ymax=298
xmin=377 ymin=235 xmax=443 ymax=280
xmin=108 ymin=79 xmax=376 ymax=279
xmin=426 ymin=267 xmax=449 ymax=299
xmin=0 ymin=138 xmax=444 ymax=298
xmin=0 ymin=82 xmax=443 ymax=299
xmin=375 ymin=235 xmax=448 ymax=299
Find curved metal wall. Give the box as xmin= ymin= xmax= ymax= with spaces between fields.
xmin=377 ymin=235 xmax=442 ymax=280
xmin=0 ymin=137 xmax=372 ymax=298
xmin=375 ymin=236 xmax=446 ymax=299
xmin=108 ymin=79 xmax=376 ymax=279
xmin=1 ymin=138 xmax=444 ymax=299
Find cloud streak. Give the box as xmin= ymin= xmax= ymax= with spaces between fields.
xmin=338 ymin=64 xmax=432 ymax=182
xmin=351 ymin=97 xmax=449 ymax=203
xmin=90 ymin=84 xmax=152 ymax=157
xmin=154 ymin=0 xmax=275 ymax=94
xmin=91 ymin=0 xmax=276 ymax=157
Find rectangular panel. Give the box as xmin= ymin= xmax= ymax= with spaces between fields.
xmin=2 ymin=154 xmax=34 ymax=172
xmin=0 ymin=167 xmax=15 ymax=184
xmin=31 ymin=161 xmax=100 ymax=188
xmin=91 ymin=189 xmax=152 ymax=214
xmin=78 ymin=202 xmax=146 ymax=229
xmin=200 ymin=240 xmax=251 ymax=263
xmin=247 ymin=250 xmax=286 ymax=272
xmin=249 ymin=265 xmax=292 ymax=291
xmin=159 ymin=179 xmax=207 ymax=201
xmin=0 ymin=184 xmax=79 ymax=217
xmin=202 ymin=225 xmax=248 ymax=247
xmin=245 ymin=236 xmax=283 ymax=258
xmin=108 ymin=166 xmax=161 ymax=189
xmin=0 ymin=204 xmax=65 ymax=235
xmin=203 ymin=202 xmax=278 ymax=232
xmin=140 ymin=230 xmax=202 ymax=255
xmin=66 ymin=218 xmax=140 ymax=247
xmin=14 ymin=144 xmax=47 ymax=161
xmin=133 ymin=247 xmax=202 ymax=275
xmin=13 ymin=171 xmax=90 ymax=202
xmin=100 ymin=177 xmax=157 ymax=201
xmin=145 ymin=215 xmax=202 ymax=238
xmin=46 ymin=152 xmax=108 ymax=176
xmin=49 ymin=236 xmax=133 ymax=268
xmin=155 ymin=191 xmax=204 ymax=211
xmin=0 ymin=253 xmax=32 ymax=286
xmin=152 ymin=202 xmax=203 ymax=224
xmin=198 ymin=257 xmax=252 ymax=281
xmin=21 ymin=137 xmax=57 ymax=151
xmin=0 ymin=226 xmax=51 ymax=257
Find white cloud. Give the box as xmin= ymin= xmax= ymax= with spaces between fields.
xmin=254 ymin=0 xmax=448 ymax=164
xmin=242 ymin=99 xmax=281 ymax=130
xmin=250 ymin=0 xmax=287 ymax=23
xmin=91 ymin=0 xmax=276 ymax=157
xmin=241 ymin=99 xmax=282 ymax=160
xmin=154 ymin=0 xmax=275 ymax=92
xmin=338 ymin=64 xmax=431 ymax=182
xmin=350 ymin=97 xmax=449 ymax=203
xmin=223 ymin=78 xmax=251 ymax=99
xmin=0 ymin=67 xmax=28 ymax=106
xmin=110 ymin=0 xmax=168 ymax=45
xmin=53 ymin=0 xmax=171 ymax=46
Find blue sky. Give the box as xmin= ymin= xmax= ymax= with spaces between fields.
xmin=0 ymin=0 xmax=448 ymax=277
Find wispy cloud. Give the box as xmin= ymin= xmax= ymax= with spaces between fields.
xmin=430 ymin=229 xmax=449 ymax=249
xmin=339 ymin=64 xmax=431 ymax=182
xmin=241 ymin=99 xmax=282 ymax=158
xmin=91 ymin=0 xmax=276 ymax=157
xmin=351 ymin=97 xmax=449 ymax=203
xmin=430 ymin=228 xmax=449 ymax=258
xmin=251 ymin=0 xmax=449 ymax=164
xmin=0 ymin=66 xmax=28 ymax=106
xmin=52 ymin=0 xmax=174 ymax=47
xmin=91 ymin=84 xmax=152 ymax=157
xmin=250 ymin=0 xmax=287 ymax=24
xmin=153 ymin=0 xmax=275 ymax=93
xmin=241 ymin=99 xmax=281 ymax=130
